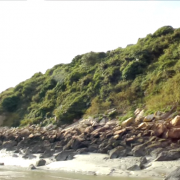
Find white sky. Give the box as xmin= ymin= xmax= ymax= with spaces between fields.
xmin=0 ymin=1 xmax=180 ymax=93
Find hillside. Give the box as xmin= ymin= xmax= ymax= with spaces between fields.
xmin=0 ymin=25 xmax=180 ymax=127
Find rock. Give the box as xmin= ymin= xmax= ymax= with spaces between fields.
xmin=121 ymin=117 xmax=134 ymax=127
xmin=45 ymin=124 xmax=57 ymax=131
xmin=36 ymin=159 xmax=46 ymax=166
xmin=55 ymin=150 xmax=76 ymax=161
xmin=143 ymin=114 xmax=154 ymax=122
xmin=154 ymin=123 xmax=167 ymax=137
xmin=28 ymin=164 xmax=36 ymax=170
xmin=76 ymin=148 xmax=88 ymax=154
xmin=132 ymin=144 xmax=146 ymax=157
xmin=84 ymin=126 xmax=94 ymax=134
xmin=40 ymin=149 xmax=54 ymax=158
xmin=127 ymin=164 xmax=141 ymax=171
xmin=12 ymin=154 xmax=18 ymax=158
xmin=146 ymin=141 xmax=168 ymax=155
xmin=135 ymin=110 xmax=144 ymax=123
xmin=108 ymin=146 xmax=127 ymax=159
xmin=164 ymin=167 xmax=180 ymax=180
xmin=88 ymin=144 xmax=98 ymax=152
xmin=137 ymin=122 xmax=147 ymax=129
xmin=167 ymin=128 xmax=180 ymax=139
xmin=139 ymin=157 xmax=147 ymax=169
xmin=155 ymin=151 xmax=180 ymax=161
xmin=114 ymin=128 xmax=127 ymax=136
xmin=2 ymin=140 xmax=17 ymax=151
xmin=134 ymin=108 xmax=141 ymax=116
xmin=20 ymin=129 xmax=30 ymax=138
xmin=99 ymin=118 xmax=107 ymax=125
xmin=171 ymin=115 xmax=180 ymax=126
xmin=150 ymin=148 xmax=164 ymax=158
xmin=106 ymin=120 xmax=118 ymax=127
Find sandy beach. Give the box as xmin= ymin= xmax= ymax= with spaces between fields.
xmin=0 ymin=150 xmax=176 ymax=179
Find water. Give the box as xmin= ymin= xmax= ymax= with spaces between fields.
xmin=0 ymin=167 xmax=161 ymax=180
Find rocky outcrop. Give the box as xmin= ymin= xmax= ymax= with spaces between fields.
xmin=0 ymin=108 xmax=180 ymax=163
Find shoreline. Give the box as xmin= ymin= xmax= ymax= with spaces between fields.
xmin=0 ymin=150 xmax=172 ymax=179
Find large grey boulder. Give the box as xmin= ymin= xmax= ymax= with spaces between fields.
xmin=40 ymin=149 xmax=54 ymax=158
xmin=150 ymin=148 xmax=164 ymax=158
xmin=164 ymin=167 xmax=180 ymax=180
xmin=36 ymin=159 xmax=46 ymax=166
xmin=108 ymin=146 xmax=127 ymax=159
xmin=2 ymin=140 xmax=17 ymax=151
xmin=155 ymin=151 xmax=180 ymax=161
xmin=132 ymin=144 xmax=146 ymax=157
xmin=55 ymin=150 xmax=76 ymax=161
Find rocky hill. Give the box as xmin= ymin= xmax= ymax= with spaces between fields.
xmin=0 ymin=25 xmax=180 ymax=127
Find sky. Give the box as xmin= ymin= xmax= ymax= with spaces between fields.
xmin=0 ymin=0 xmax=180 ymax=93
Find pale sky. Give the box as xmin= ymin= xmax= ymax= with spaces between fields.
xmin=0 ymin=1 xmax=180 ymax=93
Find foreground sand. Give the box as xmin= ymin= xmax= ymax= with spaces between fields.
xmin=1 ymin=150 xmax=178 ymax=179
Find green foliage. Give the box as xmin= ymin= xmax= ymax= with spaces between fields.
xmin=153 ymin=26 xmax=174 ymax=37
xmin=1 ymin=25 xmax=180 ymax=126
xmin=122 ymin=61 xmax=146 ymax=80
xmin=2 ymin=95 xmax=20 ymax=112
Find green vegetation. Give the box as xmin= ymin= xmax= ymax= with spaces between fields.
xmin=1 ymin=26 xmax=180 ymax=126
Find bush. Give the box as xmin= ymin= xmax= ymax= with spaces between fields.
xmin=122 ymin=61 xmax=145 ymax=80
xmin=2 ymin=95 xmax=20 ymax=112
xmin=153 ymin=26 xmax=174 ymax=37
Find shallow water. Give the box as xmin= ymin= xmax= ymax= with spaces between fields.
xmin=0 ymin=167 xmax=161 ymax=180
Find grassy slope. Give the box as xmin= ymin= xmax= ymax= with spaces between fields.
xmin=1 ymin=26 xmax=180 ymax=127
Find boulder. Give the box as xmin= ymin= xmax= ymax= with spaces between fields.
xmin=28 ymin=164 xmax=36 ymax=170
xmin=167 ymin=128 xmax=180 ymax=139
xmin=108 ymin=146 xmax=127 ymax=159
xmin=164 ymin=167 xmax=180 ymax=180
xmin=19 ymin=129 xmax=30 ymax=138
xmin=154 ymin=123 xmax=167 ymax=137
xmin=2 ymin=140 xmax=17 ymax=151
xmin=155 ymin=151 xmax=180 ymax=161
xmin=22 ymin=153 xmax=36 ymax=159
xmin=121 ymin=117 xmax=134 ymax=127
xmin=55 ymin=150 xmax=76 ymax=161
xmin=63 ymin=136 xmax=85 ymax=151
xmin=132 ymin=144 xmax=146 ymax=157
xmin=36 ymin=159 xmax=46 ymax=166
xmin=171 ymin=115 xmax=180 ymax=126
xmin=139 ymin=157 xmax=147 ymax=169
xmin=134 ymin=108 xmax=141 ymax=116
xmin=135 ymin=110 xmax=144 ymax=123
xmin=137 ymin=122 xmax=147 ymax=129
xmin=88 ymin=144 xmax=98 ymax=152
xmin=114 ymin=128 xmax=127 ymax=136
xmin=146 ymin=141 xmax=169 ymax=155
xmin=76 ymin=148 xmax=88 ymax=154
xmin=143 ymin=114 xmax=154 ymax=122
xmin=150 ymin=148 xmax=164 ymax=158
xmin=40 ymin=149 xmax=54 ymax=158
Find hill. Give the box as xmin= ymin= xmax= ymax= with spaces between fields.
xmin=0 ymin=25 xmax=180 ymax=127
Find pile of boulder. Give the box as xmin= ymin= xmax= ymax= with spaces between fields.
xmin=1 ymin=108 xmax=180 ymax=167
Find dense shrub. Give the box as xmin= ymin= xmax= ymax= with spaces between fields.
xmin=2 ymin=95 xmax=20 ymax=112
xmin=1 ymin=26 xmax=180 ymax=126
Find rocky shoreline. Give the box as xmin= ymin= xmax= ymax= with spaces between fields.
xmin=1 ymin=108 xmax=180 ymax=179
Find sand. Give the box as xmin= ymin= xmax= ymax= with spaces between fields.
xmin=1 ymin=149 xmax=178 ymax=179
